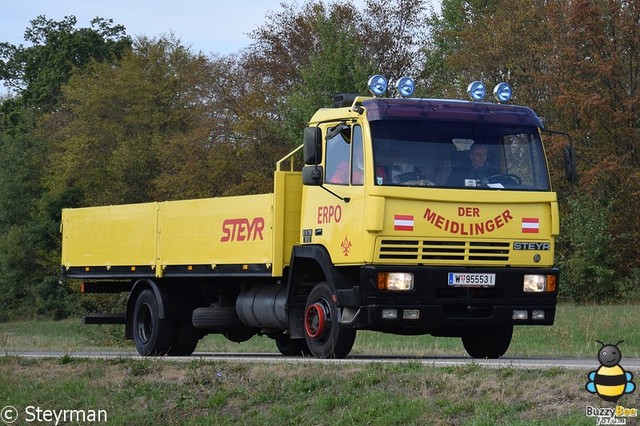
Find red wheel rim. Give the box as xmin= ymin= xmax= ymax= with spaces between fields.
xmin=305 ymin=302 xmax=326 ymax=338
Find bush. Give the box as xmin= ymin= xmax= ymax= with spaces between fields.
xmin=557 ymin=195 xmax=618 ymax=303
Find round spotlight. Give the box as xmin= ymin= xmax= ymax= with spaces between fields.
xmin=493 ymin=82 xmax=512 ymax=103
xmin=368 ymin=75 xmax=388 ymax=97
xmin=467 ymin=81 xmax=486 ymax=101
xmin=395 ymin=77 xmax=415 ymax=98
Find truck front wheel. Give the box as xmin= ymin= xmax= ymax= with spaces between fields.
xmin=304 ymin=282 xmax=356 ymax=359
xmin=461 ymin=325 xmax=513 ymax=359
xmin=132 ymin=289 xmax=176 ymax=356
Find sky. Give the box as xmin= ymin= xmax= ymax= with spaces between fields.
xmin=0 ymin=0 xmax=360 ymax=56
xmin=2 ymin=1 xmax=441 ymax=55
xmin=0 ymin=0 xmax=440 ymax=95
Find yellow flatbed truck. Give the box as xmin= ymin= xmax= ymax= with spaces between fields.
xmin=61 ymin=77 xmax=574 ymax=358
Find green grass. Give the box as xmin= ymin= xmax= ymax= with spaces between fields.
xmin=0 ymin=357 xmax=612 ymax=425
xmin=2 ymin=304 xmax=639 ymax=358
xmin=2 ymin=305 xmax=638 ymax=424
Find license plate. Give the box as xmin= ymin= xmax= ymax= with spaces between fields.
xmin=448 ymin=272 xmax=496 ymax=287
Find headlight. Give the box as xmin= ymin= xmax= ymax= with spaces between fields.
xmin=377 ymin=272 xmax=414 ymax=291
xmin=523 ymin=275 xmax=547 ymax=292
xmin=467 ymin=81 xmax=486 ymax=101
xmin=395 ymin=76 xmax=415 ymax=98
xmin=368 ymin=75 xmax=388 ymax=97
xmin=523 ymin=274 xmax=557 ymax=292
xmin=493 ymin=82 xmax=512 ymax=103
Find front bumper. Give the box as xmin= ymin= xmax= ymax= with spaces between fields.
xmin=340 ymin=265 xmax=558 ymax=333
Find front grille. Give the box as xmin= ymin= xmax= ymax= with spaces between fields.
xmin=376 ymin=239 xmax=510 ymax=264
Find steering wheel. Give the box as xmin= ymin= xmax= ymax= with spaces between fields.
xmin=396 ymin=172 xmax=435 ymax=186
xmin=399 ymin=179 xmax=435 ymax=186
xmin=487 ymin=173 xmax=522 ymax=186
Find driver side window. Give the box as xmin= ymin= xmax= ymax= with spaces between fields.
xmin=325 ymin=125 xmax=351 ymax=185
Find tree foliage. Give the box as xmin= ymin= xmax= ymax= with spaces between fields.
xmin=1 ymin=0 xmax=640 ymax=319
xmin=0 ymin=15 xmax=131 ymax=110
xmin=428 ymin=0 xmax=640 ymax=301
xmin=0 ymin=16 xmax=131 ymax=319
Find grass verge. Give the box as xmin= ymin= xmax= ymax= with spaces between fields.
xmin=1 ymin=304 xmax=639 ymax=358
xmin=2 ymin=305 xmax=638 ymax=424
xmin=0 ymin=356 xmax=615 ymax=425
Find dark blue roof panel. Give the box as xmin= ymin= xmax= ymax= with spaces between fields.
xmin=362 ymin=98 xmax=543 ymax=128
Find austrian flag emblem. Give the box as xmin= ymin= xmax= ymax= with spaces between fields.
xmin=521 ymin=217 xmax=540 ymax=234
xmin=394 ymin=215 xmax=414 ymax=231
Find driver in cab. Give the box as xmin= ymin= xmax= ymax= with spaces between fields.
xmin=447 ymin=143 xmax=499 ymax=187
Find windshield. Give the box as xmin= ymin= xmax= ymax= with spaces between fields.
xmin=370 ymin=120 xmax=550 ymax=191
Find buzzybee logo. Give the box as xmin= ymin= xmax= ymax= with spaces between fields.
xmin=586 ymin=341 xmax=635 ymax=402
xmin=584 ymin=341 xmax=637 ymax=425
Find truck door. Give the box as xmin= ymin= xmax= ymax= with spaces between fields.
xmin=301 ymin=123 xmax=366 ymax=263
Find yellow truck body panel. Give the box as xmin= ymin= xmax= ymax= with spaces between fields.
xmin=61 ymin=171 xmax=302 ymax=277
xmin=61 ymin=202 xmax=159 ymax=269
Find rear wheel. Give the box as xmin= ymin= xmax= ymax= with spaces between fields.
xmin=132 ymin=289 xmax=176 ymax=356
xmin=168 ymin=321 xmax=201 ymax=356
xmin=304 ymin=282 xmax=356 ymax=359
xmin=461 ymin=325 xmax=513 ymax=359
xmin=275 ymin=334 xmax=311 ymax=356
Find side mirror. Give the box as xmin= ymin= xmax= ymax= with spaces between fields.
xmin=302 ymin=165 xmax=323 ymax=186
xmin=303 ymin=127 xmax=322 ymax=165
xmin=563 ymin=145 xmax=577 ymax=184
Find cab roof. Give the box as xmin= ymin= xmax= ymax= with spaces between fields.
xmin=362 ymin=98 xmax=543 ymax=128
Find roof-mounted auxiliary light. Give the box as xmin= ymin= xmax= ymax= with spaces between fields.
xmin=493 ymin=82 xmax=512 ymax=103
xmin=467 ymin=81 xmax=486 ymax=101
xmin=395 ymin=76 xmax=415 ymax=98
xmin=368 ymin=75 xmax=388 ymax=97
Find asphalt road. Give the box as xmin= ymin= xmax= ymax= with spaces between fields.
xmin=3 ymin=351 xmax=635 ymax=370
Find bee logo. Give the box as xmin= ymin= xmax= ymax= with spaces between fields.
xmin=586 ymin=340 xmax=635 ymax=402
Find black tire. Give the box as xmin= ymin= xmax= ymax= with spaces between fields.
xmin=132 ymin=289 xmax=176 ymax=356
xmin=304 ymin=282 xmax=356 ymax=359
xmin=461 ymin=325 xmax=513 ymax=359
xmin=167 ymin=321 xmax=201 ymax=356
xmin=275 ymin=335 xmax=311 ymax=356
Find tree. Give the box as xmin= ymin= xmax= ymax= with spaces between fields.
xmin=0 ymin=15 xmax=130 ymax=111
xmin=246 ymin=0 xmax=431 ymax=146
xmin=423 ymin=0 xmax=640 ymax=300
xmin=546 ymin=0 xmax=640 ymax=280
xmin=42 ymin=35 xmax=213 ymax=205
xmin=0 ymin=16 xmax=131 ymax=319
xmin=278 ymin=2 xmax=377 ymax=145
xmin=360 ymin=0 xmax=431 ymax=87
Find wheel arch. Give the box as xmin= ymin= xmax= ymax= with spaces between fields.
xmin=285 ymin=245 xmax=355 ymax=338
xmin=125 ymin=279 xmax=167 ymax=339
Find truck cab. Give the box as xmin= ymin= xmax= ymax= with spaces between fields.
xmin=295 ymin=77 xmax=563 ymax=358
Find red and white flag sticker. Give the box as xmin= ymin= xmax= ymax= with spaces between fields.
xmin=521 ymin=217 xmax=540 ymax=233
xmin=394 ymin=215 xmax=414 ymax=231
